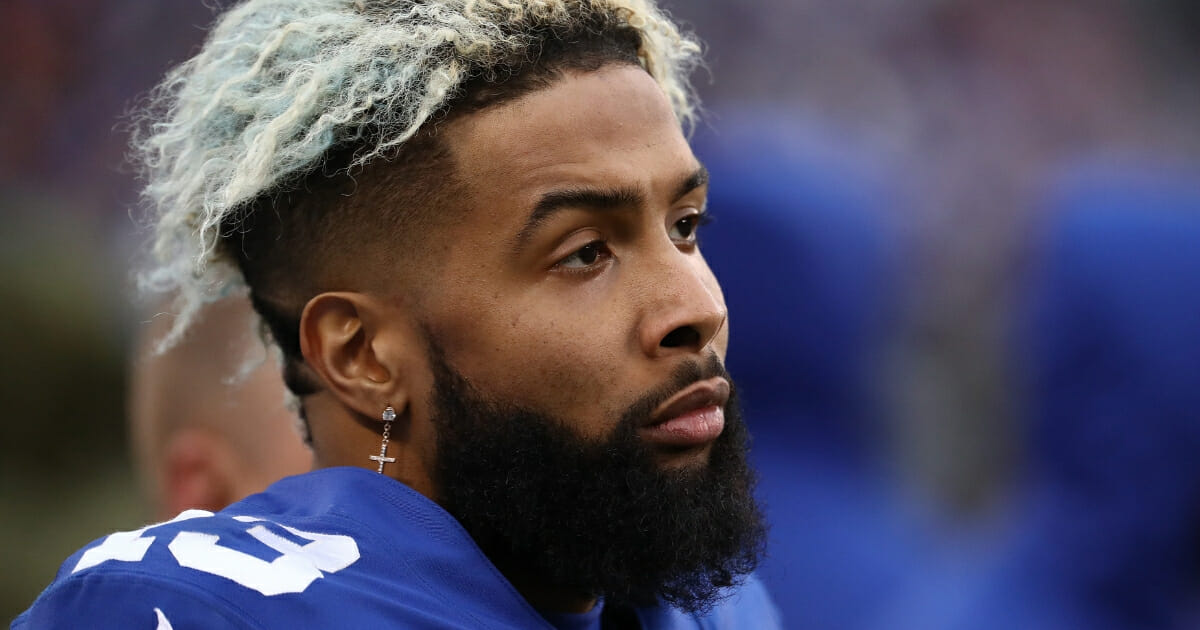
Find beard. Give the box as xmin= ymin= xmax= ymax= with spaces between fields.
xmin=424 ymin=340 xmax=767 ymax=614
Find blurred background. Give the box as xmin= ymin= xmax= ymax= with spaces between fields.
xmin=2 ymin=0 xmax=1199 ymax=627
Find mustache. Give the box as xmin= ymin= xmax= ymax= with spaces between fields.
xmin=617 ymin=354 xmax=731 ymax=431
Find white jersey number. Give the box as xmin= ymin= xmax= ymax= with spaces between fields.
xmin=71 ymin=510 xmax=361 ymax=596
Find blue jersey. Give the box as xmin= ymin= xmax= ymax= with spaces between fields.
xmin=14 ymin=467 xmax=779 ymax=629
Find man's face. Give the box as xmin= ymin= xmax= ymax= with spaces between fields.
xmin=414 ymin=64 xmax=730 ymax=466
xmin=383 ymin=64 xmax=764 ymax=610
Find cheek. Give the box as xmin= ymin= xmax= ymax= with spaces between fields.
xmin=432 ymin=297 xmax=633 ymax=429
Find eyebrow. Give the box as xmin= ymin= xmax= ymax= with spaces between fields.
xmin=513 ymin=164 xmax=709 ymax=251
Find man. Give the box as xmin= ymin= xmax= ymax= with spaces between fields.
xmin=129 ymin=297 xmax=313 ymax=519
xmin=16 ymin=1 xmax=775 ymax=628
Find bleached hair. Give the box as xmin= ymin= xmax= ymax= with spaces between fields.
xmin=134 ymin=0 xmax=702 ymax=352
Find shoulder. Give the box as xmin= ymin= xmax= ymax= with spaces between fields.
xmin=16 ymin=508 xmax=364 ymax=630
xmin=14 ymin=565 xmax=262 ymax=630
xmin=15 ymin=470 xmax=556 ymax=630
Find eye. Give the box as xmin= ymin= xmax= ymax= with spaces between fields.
xmin=669 ymin=211 xmax=711 ymax=243
xmin=556 ymin=240 xmax=612 ymax=271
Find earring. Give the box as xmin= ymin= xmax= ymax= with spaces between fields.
xmin=369 ymin=405 xmax=397 ymax=474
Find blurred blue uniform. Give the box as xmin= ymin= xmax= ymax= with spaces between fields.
xmin=15 ymin=468 xmax=780 ymax=629
xmin=694 ymin=112 xmax=926 ymax=630
xmin=880 ymin=161 xmax=1200 ymax=630
xmin=1007 ymin=163 xmax=1200 ymax=629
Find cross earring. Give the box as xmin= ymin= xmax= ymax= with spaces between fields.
xmin=369 ymin=405 xmax=397 ymax=474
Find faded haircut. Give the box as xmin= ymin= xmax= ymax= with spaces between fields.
xmin=132 ymin=0 xmax=703 ymax=415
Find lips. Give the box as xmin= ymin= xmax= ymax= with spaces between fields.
xmin=639 ymin=377 xmax=730 ymax=448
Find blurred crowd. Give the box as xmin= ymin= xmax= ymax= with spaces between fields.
xmin=2 ymin=0 xmax=1198 ymax=627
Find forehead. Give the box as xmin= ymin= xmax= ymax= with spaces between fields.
xmin=439 ymin=64 xmax=699 ymax=221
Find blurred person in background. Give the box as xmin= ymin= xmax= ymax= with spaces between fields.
xmin=879 ymin=0 xmax=1200 ymax=516
xmin=129 ymin=296 xmax=312 ymax=520
xmin=858 ymin=1 xmax=1200 ymax=628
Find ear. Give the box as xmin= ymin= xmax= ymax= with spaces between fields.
xmin=162 ymin=429 xmax=237 ymax=517
xmin=298 ymin=292 xmax=414 ymax=421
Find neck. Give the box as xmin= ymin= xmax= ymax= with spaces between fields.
xmin=497 ymin=563 xmax=599 ymax=614
xmin=306 ymin=394 xmax=438 ymax=498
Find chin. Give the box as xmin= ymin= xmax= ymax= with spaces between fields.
xmin=651 ymin=442 xmax=716 ymax=472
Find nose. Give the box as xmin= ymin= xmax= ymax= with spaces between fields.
xmin=639 ymin=251 xmax=728 ymax=359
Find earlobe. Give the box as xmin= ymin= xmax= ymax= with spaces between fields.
xmin=299 ymin=292 xmax=406 ymax=420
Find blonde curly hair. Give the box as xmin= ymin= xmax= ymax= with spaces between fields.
xmin=135 ymin=0 xmax=702 ymax=356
